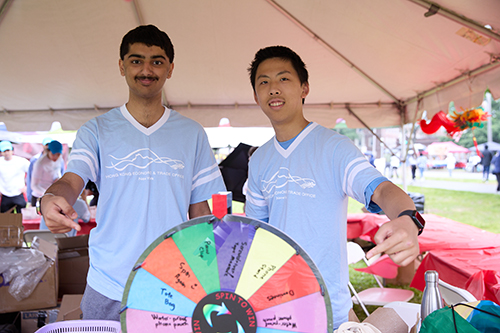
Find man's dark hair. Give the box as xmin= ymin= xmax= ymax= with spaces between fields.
xmin=120 ymin=25 xmax=174 ymax=62
xmin=248 ymin=46 xmax=308 ymax=92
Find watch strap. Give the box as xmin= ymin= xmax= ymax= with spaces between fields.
xmin=36 ymin=193 xmax=55 ymax=216
xmin=398 ymin=209 xmax=424 ymax=235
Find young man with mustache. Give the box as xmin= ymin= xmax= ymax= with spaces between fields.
xmin=39 ymin=25 xmax=226 ymax=321
xmin=245 ymin=46 xmax=423 ymax=329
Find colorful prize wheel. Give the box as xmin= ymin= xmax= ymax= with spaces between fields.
xmin=121 ymin=214 xmax=333 ymax=332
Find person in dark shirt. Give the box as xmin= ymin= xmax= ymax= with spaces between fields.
xmin=481 ymin=144 xmax=493 ymax=181
xmin=492 ymin=152 xmax=500 ymax=191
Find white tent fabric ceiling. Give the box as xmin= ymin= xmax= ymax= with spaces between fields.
xmin=0 ymin=0 xmax=499 ymax=131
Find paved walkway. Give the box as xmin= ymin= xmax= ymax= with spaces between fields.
xmin=389 ymin=169 xmax=500 ymax=194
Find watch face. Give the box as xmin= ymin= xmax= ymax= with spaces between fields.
xmin=36 ymin=198 xmax=42 ymax=215
xmin=413 ymin=211 xmax=425 ymax=228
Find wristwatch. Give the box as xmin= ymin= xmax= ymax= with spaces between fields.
xmin=36 ymin=196 xmax=44 ymax=216
xmin=398 ymin=209 xmax=425 ymax=235
xmin=36 ymin=193 xmax=55 ymax=216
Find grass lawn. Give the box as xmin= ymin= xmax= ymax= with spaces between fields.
xmin=424 ymin=177 xmax=484 ymax=184
xmin=407 ymin=186 xmax=500 ymax=233
xmin=348 ymin=186 xmax=500 ymax=233
xmin=348 ymin=186 xmax=500 ymax=321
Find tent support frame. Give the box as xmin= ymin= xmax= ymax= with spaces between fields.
xmin=346 ymin=105 xmax=396 ymax=156
xmin=404 ymin=61 xmax=500 ymax=107
xmin=408 ymin=0 xmax=500 ymax=43
xmin=0 ymin=0 xmax=13 ymax=27
xmin=266 ymin=0 xmax=400 ymax=104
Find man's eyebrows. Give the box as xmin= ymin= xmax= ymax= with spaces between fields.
xmin=127 ymin=54 xmax=167 ymax=60
xmin=257 ymin=70 xmax=291 ymax=80
xmin=151 ymin=55 xmax=167 ymax=60
xmin=127 ymin=54 xmax=145 ymax=59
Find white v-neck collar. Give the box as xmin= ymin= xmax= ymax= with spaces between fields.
xmin=120 ymin=104 xmax=171 ymax=136
xmin=273 ymin=122 xmax=318 ymax=158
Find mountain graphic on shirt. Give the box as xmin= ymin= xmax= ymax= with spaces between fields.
xmin=261 ymin=167 xmax=316 ymax=194
xmin=106 ymin=148 xmax=185 ymax=171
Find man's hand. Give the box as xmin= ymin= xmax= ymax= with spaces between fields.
xmin=42 ymin=194 xmax=81 ymax=234
xmin=40 ymin=173 xmax=85 ymax=234
xmin=368 ymin=181 xmax=421 ymax=267
xmin=366 ymin=215 xmax=420 ymax=267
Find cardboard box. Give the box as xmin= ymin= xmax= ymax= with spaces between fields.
xmin=345 ymin=307 xmax=418 ymax=333
xmin=0 ymin=238 xmax=58 ymax=313
xmin=56 ymin=235 xmax=89 ymax=297
xmin=20 ymin=308 xmax=59 ymax=333
xmin=0 ymin=211 xmax=23 ymax=247
xmin=56 ymin=294 xmax=83 ymax=321
xmin=364 ymin=307 xmax=409 ymax=333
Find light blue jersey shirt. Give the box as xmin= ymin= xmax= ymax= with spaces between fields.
xmin=67 ymin=105 xmax=226 ymax=301
xmin=245 ymin=122 xmax=388 ymax=328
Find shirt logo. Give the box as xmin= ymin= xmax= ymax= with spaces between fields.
xmin=261 ymin=167 xmax=316 ymax=194
xmin=106 ymin=148 xmax=184 ymax=171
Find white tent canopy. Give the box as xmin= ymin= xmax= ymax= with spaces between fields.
xmin=0 ymin=0 xmax=499 ymax=131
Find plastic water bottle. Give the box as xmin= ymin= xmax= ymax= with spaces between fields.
xmin=421 ymin=270 xmax=444 ymax=320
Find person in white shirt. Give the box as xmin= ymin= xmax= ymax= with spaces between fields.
xmin=445 ymin=153 xmax=456 ymax=177
xmin=31 ymin=140 xmax=65 ymax=199
xmin=390 ymin=154 xmax=400 ymax=178
xmin=0 ymin=141 xmax=30 ymax=213
xmin=27 ymin=138 xmax=65 ymax=206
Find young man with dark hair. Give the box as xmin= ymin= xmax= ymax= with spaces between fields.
xmin=40 ymin=25 xmax=226 ymax=321
xmin=245 ymin=46 xmax=422 ymax=328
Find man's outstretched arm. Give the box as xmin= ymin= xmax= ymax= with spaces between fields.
xmin=40 ymin=172 xmax=85 ymax=234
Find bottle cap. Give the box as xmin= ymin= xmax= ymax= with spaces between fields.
xmin=424 ymin=270 xmax=439 ymax=283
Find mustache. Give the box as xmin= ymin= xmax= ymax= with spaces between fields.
xmin=135 ymin=75 xmax=159 ymax=81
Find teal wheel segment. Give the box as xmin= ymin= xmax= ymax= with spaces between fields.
xmin=126 ymin=268 xmax=196 ymax=317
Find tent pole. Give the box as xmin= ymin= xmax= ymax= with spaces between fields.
xmin=408 ymin=0 xmax=500 ymax=43
xmin=400 ymin=106 xmax=408 ymax=192
xmin=404 ymin=61 xmax=500 ymax=107
xmin=130 ymin=0 xmax=145 ymax=25
xmin=403 ymin=101 xmax=423 ymax=192
xmin=346 ymin=105 xmax=396 ymax=156
xmin=0 ymin=0 xmax=14 ymax=28
xmin=483 ymin=91 xmax=493 ymax=143
xmin=266 ymin=0 xmax=400 ymax=104
xmin=402 ymin=100 xmax=423 ymax=192
xmin=401 ymin=99 xmax=422 ymax=192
